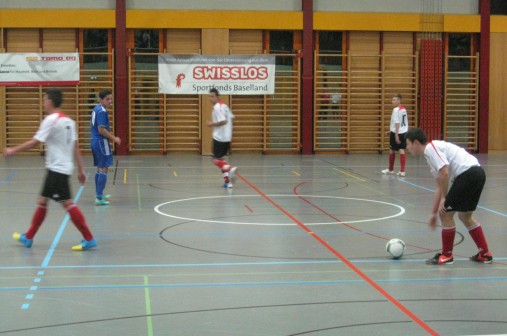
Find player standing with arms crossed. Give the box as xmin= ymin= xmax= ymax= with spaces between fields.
xmin=405 ymin=127 xmax=493 ymax=265
xmin=4 ymin=89 xmax=97 ymax=251
xmin=90 ymin=89 xmax=120 ymax=205
xmin=207 ymin=88 xmax=237 ymax=188
xmin=382 ymin=94 xmax=408 ymax=177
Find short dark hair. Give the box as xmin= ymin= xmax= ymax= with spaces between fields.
xmin=99 ymin=89 xmax=112 ymax=100
xmin=46 ymin=88 xmax=63 ymax=108
xmin=209 ymin=88 xmax=219 ymax=96
xmin=394 ymin=93 xmax=402 ymax=100
xmin=405 ymin=127 xmax=428 ymax=145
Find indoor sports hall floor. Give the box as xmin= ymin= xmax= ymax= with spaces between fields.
xmin=1 ymin=153 xmax=507 ymax=336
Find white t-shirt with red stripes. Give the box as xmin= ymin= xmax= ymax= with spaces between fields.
xmin=390 ymin=106 xmax=408 ymax=133
xmin=34 ymin=112 xmax=78 ymax=175
xmin=212 ymin=102 xmax=234 ymax=142
xmin=424 ymin=140 xmax=479 ymax=181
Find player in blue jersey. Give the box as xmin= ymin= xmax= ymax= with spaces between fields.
xmin=90 ymin=89 xmax=121 ymax=206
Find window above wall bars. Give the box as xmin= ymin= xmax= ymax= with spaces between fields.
xmin=492 ymin=0 xmax=507 ymax=15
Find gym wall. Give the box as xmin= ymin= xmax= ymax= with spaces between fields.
xmin=0 ymin=0 xmax=115 ymax=9
xmin=1 ymin=2 xmax=507 ymax=152
xmin=127 ymin=0 xmax=301 ymax=11
xmin=314 ymin=0 xmax=478 ymax=14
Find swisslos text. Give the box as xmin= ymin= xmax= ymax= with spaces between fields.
xmin=193 ymin=66 xmax=269 ymax=80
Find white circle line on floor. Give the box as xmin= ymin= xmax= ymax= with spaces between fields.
xmin=154 ymin=195 xmax=406 ymax=226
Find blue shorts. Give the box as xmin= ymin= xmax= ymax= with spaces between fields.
xmin=91 ymin=139 xmax=113 ymax=168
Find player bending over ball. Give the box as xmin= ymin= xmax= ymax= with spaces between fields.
xmin=405 ymin=127 xmax=492 ymax=265
xmin=3 ymin=89 xmax=97 ymax=251
xmin=207 ymin=88 xmax=237 ymax=188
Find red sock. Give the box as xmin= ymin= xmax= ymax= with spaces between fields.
xmin=400 ymin=154 xmax=406 ymax=172
xmin=26 ymin=205 xmax=47 ymax=239
xmin=223 ymin=172 xmax=230 ymax=183
xmin=67 ymin=205 xmax=93 ymax=241
xmin=442 ymin=226 xmax=456 ymax=257
xmin=213 ymin=158 xmax=226 ymax=169
xmin=468 ymin=224 xmax=489 ymax=254
xmin=213 ymin=159 xmax=231 ymax=172
xmin=389 ymin=153 xmax=395 ymax=171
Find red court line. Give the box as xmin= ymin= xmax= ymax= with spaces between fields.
xmin=237 ymin=173 xmax=439 ymax=336
xmin=294 ymin=181 xmax=507 ymax=265
xmin=245 ymin=204 xmax=254 ymax=213
xmin=293 ymin=182 xmax=434 ymax=252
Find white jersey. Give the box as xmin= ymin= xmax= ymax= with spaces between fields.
xmin=34 ymin=112 xmax=77 ymax=175
xmin=390 ymin=106 xmax=408 ymax=133
xmin=424 ymin=140 xmax=480 ymax=181
xmin=212 ymin=102 xmax=234 ymax=142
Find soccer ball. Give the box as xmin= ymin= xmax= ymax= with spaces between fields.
xmin=386 ymin=238 xmax=406 ymax=259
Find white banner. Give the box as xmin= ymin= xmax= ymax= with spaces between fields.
xmin=158 ymin=55 xmax=276 ymax=95
xmin=0 ymin=53 xmax=80 ymax=86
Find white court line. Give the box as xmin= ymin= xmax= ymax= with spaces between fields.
xmin=154 ymin=194 xmax=405 ymax=226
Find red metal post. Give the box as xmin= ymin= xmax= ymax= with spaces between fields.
xmin=3 ymin=28 xmax=7 ymax=50
xmin=39 ymin=29 xmax=43 ymax=51
xmin=115 ymin=0 xmax=128 ymax=155
xmin=75 ymin=29 xmax=79 ymax=50
xmin=478 ymin=0 xmax=490 ymax=153
xmin=301 ymin=0 xmax=314 ymax=154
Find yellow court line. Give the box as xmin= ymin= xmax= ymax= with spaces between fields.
xmin=357 ymin=181 xmax=415 ymax=208
xmin=332 ymin=168 xmax=366 ymax=182
xmin=292 ymin=171 xmax=301 ymax=176
xmin=173 ymin=171 xmax=178 ymax=177
xmin=124 ymin=169 xmax=127 ymax=184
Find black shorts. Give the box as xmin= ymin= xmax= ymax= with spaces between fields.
xmin=40 ymin=170 xmax=72 ymax=202
xmin=213 ymin=139 xmax=230 ymax=159
xmin=389 ymin=132 xmax=407 ymax=151
xmin=445 ymin=166 xmax=485 ymax=212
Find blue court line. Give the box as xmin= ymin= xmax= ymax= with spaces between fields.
xmin=19 ymin=183 xmax=86 ymax=310
xmin=0 ymin=171 xmax=16 ymax=186
xmin=399 ymin=179 xmax=507 ymax=218
xmin=0 ymin=287 xmax=31 ymax=292
xmin=3 ymin=276 xmax=507 ymax=293
xmin=2 ymin=258 xmax=507 ymax=271
xmin=40 ymin=184 xmax=86 ymax=268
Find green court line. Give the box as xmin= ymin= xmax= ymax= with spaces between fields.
xmin=136 ymin=174 xmax=142 ymax=210
xmin=144 ymin=276 xmax=154 ymax=336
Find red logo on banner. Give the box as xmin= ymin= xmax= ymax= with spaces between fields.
xmin=176 ymin=73 xmax=186 ymax=88
xmin=25 ymin=56 xmax=77 ymax=62
xmin=193 ymin=66 xmax=268 ymax=80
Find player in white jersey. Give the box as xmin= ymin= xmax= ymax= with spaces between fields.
xmin=405 ymin=127 xmax=492 ymax=265
xmin=207 ymin=88 xmax=237 ymax=188
xmin=3 ymin=89 xmax=97 ymax=251
xmin=382 ymin=94 xmax=408 ymax=177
